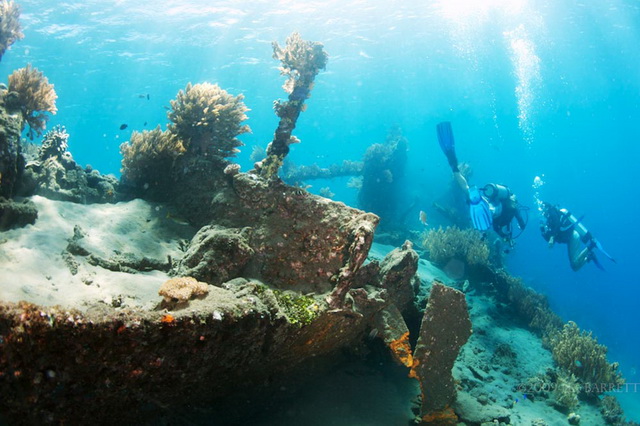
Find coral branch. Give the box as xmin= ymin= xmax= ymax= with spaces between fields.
xmin=259 ymin=32 xmax=328 ymax=179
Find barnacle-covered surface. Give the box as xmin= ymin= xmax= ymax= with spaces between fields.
xmin=210 ymin=172 xmax=379 ymax=294
xmin=410 ymin=281 xmax=472 ymax=419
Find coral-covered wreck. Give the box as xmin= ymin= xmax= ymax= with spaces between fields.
xmin=1 ymin=25 xmax=631 ymax=426
xmin=0 ymin=32 xmax=466 ymax=424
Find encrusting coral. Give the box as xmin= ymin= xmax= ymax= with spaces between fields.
xmin=0 ymin=0 xmax=23 ymax=61
xmin=158 ymin=276 xmax=209 ymax=303
xmin=549 ymin=321 xmax=624 ymax=394
xmin=119 ymin=125 xmax=185 ymax=187
xmin=167 ymin=82 xmax=250 ymax=158
xmin=258 ymin=32 xmax=328 ymax=179
xmin=7 ymin=64 xmax=57 ymax=137
xmin=272 ymin=290 xmax=320 ymax=327
xmin=422 ymin=226 xmax=489 ymax=268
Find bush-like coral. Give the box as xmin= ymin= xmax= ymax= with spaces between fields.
xmin=0 ymin=0 xmax=23 ymax=61
xmin=167 ymin=82 xmax=250 ymax=158
xmin=553 ymin=370 xmax=580 ymax=410
xmin=422 ymin=226 xmax=489 ymax=267
xmin=600 ymin=395 xmax=624 ymax=425
xmin=158 ymin=276 xmax=209 ymax=303
xmin=503 ymin=272 xmax=563 ymax=337
xmin=119 ymin=125 xmax=185 ymax=186
xmin=39 ymin=125 xmax=68 ymax=160
xmin=549 ymin=321 xmax=624 ymax=394
xmin=7 ymin=64 xmax=57 ymax=136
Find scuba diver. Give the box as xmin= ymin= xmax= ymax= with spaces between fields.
xmin=540 ymin=202 xmax=616 ymax=271
xmin=436 ymin=122 xmax=527 ymax=248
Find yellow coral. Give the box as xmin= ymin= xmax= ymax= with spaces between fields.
xmin=167 ymin=82 xmax=250 ymax=158
xmin=158 ymin=276 xmax=209 ymax=302
xmin=0 ymin=0 xmax=23 ymax=61
xmin=7 ymin=64 xmax=57 ymax=135
xmin=422 ymin=226 xmax=489 ymax=267
xmin=549 ymin=321 xmax=624 ymax=393
xmin=119 ymin=125 xmax=185 ymax=184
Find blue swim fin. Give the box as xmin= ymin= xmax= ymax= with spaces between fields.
xmin=436 ymin=122 xmax=459 ymax=171
xmin=468 ymin=186 xmax=492 ymax=231
xmin=594 ymin=239 xmax=616 ymax=263
xmin=437 ymin=121 xmax=455 ymax=155
xmin=589 ymin=251 xmax=605 ymax=271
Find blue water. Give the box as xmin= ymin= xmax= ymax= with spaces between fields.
xmin=2 ymin=0 xmax=639 ymax=419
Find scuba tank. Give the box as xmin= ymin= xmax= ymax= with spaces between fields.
xmin=558 ymin=207 xmax=616 ymax=266
xmin=559 ymin=208 xmax=591 ymax=244
xmin=483 ymin=183 xmax=511 ymax=201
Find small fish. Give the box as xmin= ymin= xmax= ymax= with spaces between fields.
xmin=119 ymin=124 xmax=128 ymax=130
xmin=419 ymin=210 xmax=428 ymax=226
xmin=166 ymin=213 xmax=190 ymax=226
xmin=575 ymin=360 xmax=583 ymax=368
xmin=143 ymin=121 xmax=148 ymax=126
xmin=138 ymin=93 xmax=150 ymax=100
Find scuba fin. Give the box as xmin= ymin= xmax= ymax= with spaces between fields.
xmin=436 ymin=121 xmax=459 ymax=172
xmin=594 ymin=239 xmax=616 ymax=263
xmin=589 ymin=251 xmax=606 ymax=271
xmin=468 ymin=186 xmax=492 ymax=231
xmin=436 ymin=121 xmax=455 ymax=155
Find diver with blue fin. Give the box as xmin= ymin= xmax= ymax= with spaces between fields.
xmin=540 ymin=202 xmax=616 ymax=271
xmin=436 ymin=121 xmax=527 ymax=246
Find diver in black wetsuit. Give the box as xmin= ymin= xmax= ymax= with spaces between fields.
xmin=436 ymin=122 xmax=528 ymax=248
xmin=540 ymin=202 xmax=616 ymax=271
xmin=482 ymin=183 xmax=527 ymax=248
